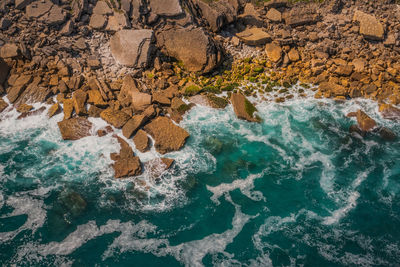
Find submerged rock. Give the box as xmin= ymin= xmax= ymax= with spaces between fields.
xmin=144 ymin=116 xmax=189 ymax=154
xmin=230 ymin=93 xmax=260 ymax=122
xmin=57 ymin=117 xmax=93 ymax=140
xmin=59 ymin=190 xmax=87 ymax=217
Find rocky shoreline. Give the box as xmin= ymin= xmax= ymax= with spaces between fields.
xmin=1 ymin=0 xmax=400 ymax=178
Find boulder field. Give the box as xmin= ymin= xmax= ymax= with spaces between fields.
xmin=1 ymin=0 xmax=400 ymax=178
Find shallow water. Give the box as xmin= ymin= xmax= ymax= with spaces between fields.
xmin=0 ymin=92 xmax=400 ymax=266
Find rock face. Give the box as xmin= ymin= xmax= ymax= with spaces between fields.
xmin=100 ymin=108 xmax=130 ymax=128
xmin=144 ymin=116 xmax=189 ymax=154
xmin=230 ymin=93 xmax=260 ymax=122
xmin=353 ymin=10 xmax=384 ymax=40
xmin=158 ymin=27 xmax=222 ymax=73
xmin=149 ymin=0 xmax=183 ymax=17
xmin=110 ymin=29 xmax=154 ymax=68
xmin=57 ymin=117 xmax=93 ymax=140
xmin=236 ymin=28 xmax=271 ymax=46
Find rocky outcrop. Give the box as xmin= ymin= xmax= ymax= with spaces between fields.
xmin=144 ymin=116 xmax=189 ymax=154
xmin=110 ymin=29 xmax=154 ymax=68
xmin=6 ymin=74 xmax=32 ymax=103
xmin=57 ymin=117 xmax=93 ymax=140
xmin=157 ymin=27 xmax=222 ymax=73
xmin=48 ymin=103 xmax=61 ymax=118
xmin=230 ymin=93 xmax=260 ymax=122
xmin=379 ymin=103 xmax=400 ymax=120
xmin=72 ymin=89 xmax=87 ymax=116
xmin=353 ymin=10 xmax=384 ymax=40
xmin=100 ymin=108 xmax=130 ymax=128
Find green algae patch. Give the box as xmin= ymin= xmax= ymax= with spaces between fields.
xmin=184 ymin=85 xmax=202 ymax=96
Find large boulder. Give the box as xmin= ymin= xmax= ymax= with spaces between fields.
xmin=144 ymin=116 xmax=189 ymax=154
xmin=149 ymin=0 xmax=183 ymax=17
xmin=57 ymin=117 xmax=93 ymax=140
xmin=110 ymin=29 xmax=154 ymax=68
xmin=265 ymin=42 xmax=282 ymax=63
xmin=353 ymin=10 xmax=384 ymax=40
xmin=347 ymin=110 xmax=377 ymax=132
xmin=100 ymin=108 xmax=130 ymax=128
xmin=0 ymin=43 xmax=19 ymax=58
xmin=111 ymin=135 xmax=142 ymax=178
xmin=157 ymin=27 xmax=223 ymax=73
xmin=118 ymin=76 xmax=152 ymax=111
xmin=6 ymin=74 xmax=33 ymax=103
xmin=15 ymin=76 xmax=53 ymax=105
xmin=133 ymin=129 xmax=150 ymax=153
xmin=190 ymin=0 xmax=237 ymax=32
xmin=122 ymin=114 xmax=147 ymax=138
xmin=230 ymin=93 xmax=260 ymax=122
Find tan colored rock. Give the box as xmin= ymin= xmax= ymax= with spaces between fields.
xmin=16 ymin=103 xmax=33 ymax=113
xmin=0 ymin=97 xmax=9 ymax=113
xmin=236 ymin=28 xmax=271 ymax=46
xmin=87 ymin=90 xmax=107 ymax=107
xmin=265 ymin=43 xmax=282 ymax=63
xmin=72 ymin=89 xmax=87 ymax=116
xmin=352 ymin=58 xmax=365 ymax=72
xmin=100 ymin=107 xmax=130 ymax=128
xmin=288 ymin=48 xmax=300 ymax=62
xmin=353 ymin=10 xmax=384 ymax=40
xmin=319 ymin=82 xmax=347 ymax=96
xmin=6 ymin=74 xmax=33 ymax=103
xmin=266 ymin=8 xmax=281 ymax=22
xmin=230 ymin=93 xmax=260 ymax=122
xmin=133 ymin=129 xmax=150 ymax=153
xmin=122 ymin=114 xmax=147 ymax=138
xmin=131 ymin=91 xmax=152 ymax=111
xmin=88 ymin=105 xmax=103 ymax=118
xmin=144 ymin=116 xmax=189 ymax=154
xmin=57 ymin=117 xmax=93 ymax=140
xmin=89 ymin=14 xmax=107 ymax=30
xmin=63 ymin=99 xmax=75 ymax=119
xmin=113 ymin=156 xmax=142 ymax=178
xmin=0 ymin=43 xmax=19 ymax=58
xmin=379 ymin=103 xmax=400 ymax=120
xmin=153 ymin=91 xmax=171 ymax=105
xmin=17 ymin=106 xmax=46 ymax=120
xmin=48 ymin=102 xmax=61 ymax=118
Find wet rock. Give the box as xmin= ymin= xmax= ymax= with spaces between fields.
xmin=63 ymin=99 xmax=74 ymax=120
xmin=0 ymin=98 xmax=8 ymax=113
xmin=265 ymin=42 xmax=282 ymax=63
xmin=158 ymin=27 xmax=222 ymax=73
xmin=231 ymin=93 xmax=260 ymax=122
xmin=149 ymin=0 xmax=183 ymax=17
xmin=319 ymin=82 xmax=347 ymax=97
xmin=16 ymin=78 xmax=53 ymax=105
xmin=88 ymin=105 xmax=104 ymax=118
xmin=0 ymin=43 xmax=19 ymax=58
xmin=145 ymin=157 xmax=174 ymax=179
xmin=236 ymin=28 xmax=271 ymax=46
xmin=57 ymin=117 xmax=93 ymax=140
xmin=17 ymin=106 xmax=46 ymax=119
xmin=122 ymin=114 xmax=147 ymax=138
xmin=100 ymin=107 xmax=130 ymax=128
xmin=48 ymin=102 xmax=61 ymax=118
xmin=113 ymin=156 xmax=142 ymax=178
xmin=97 ymin=125 xmax=113 ymax=137
xmin=379 ymin=103 xmax=400 ymax=120
xmin=133 ymin=129 xmax=150 ymax=153
xmin=72 ymin=89 xmax=87 ymax=116
xmin=347 ymin=109 xmax=377 ymax=132
xmin=378 ymin=127 xmax=397 ymax=141
xmin=6 ymin=74 xmax=33 ymax=103
xmin=110 ymin=29 xmax=154 ymax=68
xmin=353 ymin=10 xmax=384 ymax=40
xmin=144 ymin=116 xmax=189 ymax=154
xmin=16 ymin=103 xmax=33 ymax=113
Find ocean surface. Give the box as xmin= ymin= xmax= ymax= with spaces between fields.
xmin=1 ymin=88 xmax=400 ymax=266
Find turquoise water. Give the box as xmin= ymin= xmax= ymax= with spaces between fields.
xmin=0 ymin=93 xmax=400 ymax=266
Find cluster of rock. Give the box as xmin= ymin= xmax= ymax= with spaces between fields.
xmin=1 ymin=0 xmax=400 ymax=179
